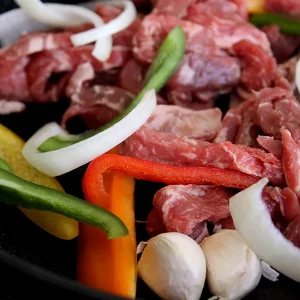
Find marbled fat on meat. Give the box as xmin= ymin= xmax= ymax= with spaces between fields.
xmin=152 ymin=185 xmax=232 ymax=243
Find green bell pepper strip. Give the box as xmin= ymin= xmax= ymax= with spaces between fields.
xmin=38 ymin=25 xmax=186 ymax=152
xmin=0 ymin=158 xmax=128 ymax=239
xmin=250 ymin=13 xmax=300 ymax=35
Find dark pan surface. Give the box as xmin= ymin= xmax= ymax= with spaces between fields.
xmin=0 ymin=1 xmax=299 ymax=299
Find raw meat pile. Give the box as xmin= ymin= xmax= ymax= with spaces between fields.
xmin=1 ymin=0 xmax=300 ymax=247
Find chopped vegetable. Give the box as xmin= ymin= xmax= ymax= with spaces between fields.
xmin=229 ymin=178 xmax=300 ymax=282
xmin=71 ymin=1 xmax=136 ymax=47
xmin=79 ymin=148 xmax=136 ymax=298
xmin=82 ymin=154 xmax=260 ymax=191
xmin=201 ymin=230 xmax=261 ymax=300
xmin=250 ymin=13 xmax=300 ymax=35
xmin=37 ymin=25 xmax=186 ymax=152
xmin=138 ymin=232 xmax=206 ymax=300
xmin=0 ymin=157 xmax=127 ymax=239
xmin=22 ymin=89 xmax=156 ymax=177
xmin=247 ymin=0 xmax=265 ymax=14
xmin=15 ymin=0 xmax=112 ymax=61
xmin=0 ymin=123 xmax=78 ymax=240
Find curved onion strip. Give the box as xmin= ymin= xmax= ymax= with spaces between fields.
xmin=71 ymin=0 xmax=137 ymax=46
xmin=22 ymin=89 xmax=157 ymax=177
xmin=229 ymin=178 xmax=300 ymax=282
xmin=14 ymin=1 xmax=112 ymax=61
xmin=296 ymin=58 xmax=300 ymax=95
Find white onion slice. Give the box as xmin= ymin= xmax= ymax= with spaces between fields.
xmin=14 ymin=1 xmax=112 ymax=61
xmin=229 ymin=178 xmax=300 ymax=282
xmin=22 ymin=89 xmax=157 ymax=177
xmin=261 ymin=261 xmax=279 ymax=282
xmin=71 ymin=0 xmax=137 ymax=46
xmin=295 ymin=58 xmax=300 ymax=95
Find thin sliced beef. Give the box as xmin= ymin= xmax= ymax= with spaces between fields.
xmin=121 ymin=125 xmax=284 ymax=186
xmin=257 ymin=136 xmax=283 ymax=159
xmin=278 ymin=54 xmax=300 ymax=91
xmin=266 ymin=0 xmax=300 ymax=16
xmin=152 ymin=0 xmax=197 ymax=18
xmin=185 ymin=0 xmax=245 ymax=23
xmin=146 ymin=208 xmax=166 ymax=237
xmin=185 ymin=3 xmax=270 ymax=51
xmin=214 ymin=99 xmax=255 ymax=143
xmin=166 ymin=52 xmax=240 ymax=98
xmin=146 ymin=105 xmax=222 ymax=141
xmin=262 ymin=25 xmax=300 ymax=63
xmin=284 ymin=217 xmax=300 ymax=248
xmin=27 ymin=45 xmax=131 ymax=102
xmin=0 ymin=57 xmax=30 ymax=101
xmin=152 ymin=184 xmax=232 ymax=243
xmin=282 ymin=128 xmax=300 ymax=199
xmin=62 ymin=85 xmax=133 ymax=129
xmin=133 ymin=15 xmax=216 ymax=64
xmin=118 ymin=59 xmax=145 ymax=95
xmin=255 ymin=87 xmax=300 ymax=141
xmin=65 ymin=62 xmax=95 ymax=98
xmin=234 ymin=102 xmax=260 ymax=147
xmin=233 ymin=40 xmax=277 ymax=92
xmin=0 ymin=32 xmax=72 ymax=60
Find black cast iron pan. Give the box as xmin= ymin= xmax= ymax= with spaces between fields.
xmin=0 ymin=1 xmax=299 ymax=299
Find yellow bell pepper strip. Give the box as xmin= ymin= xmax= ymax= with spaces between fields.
xmin=78 ymin=149 xmax=137 ymax=298
xmin=0 ymin=123 xmax=78 ymax=240
xmin=0 ymin=156 xmax=128 ymax=239
xmin=247 ymin=0 xmax=265 ymax=14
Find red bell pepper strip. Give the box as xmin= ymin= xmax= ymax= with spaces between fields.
xmin=83 ymin=154 xmax=260 ymax=198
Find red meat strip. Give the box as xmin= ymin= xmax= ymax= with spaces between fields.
xmin=152 ymin=184 xmax=232 ymax=243
xmin=121 ymin=125 xmax=284 ymax=186
xmin=257 ymin=136 xmax=283 ymax=159
xmin=146 ymin=208 xmax=166 ymax=237
xmin=262 ymin=25 xmax=300 ymax=63
xmin=213 ymin=216 xmax=235 ymax=231
xmin=284 ymin=217 xmax=300 ymax=248
xmin=166 ymin=52 xmax=240 ymax=96
xmin=266 ymin=0 xmax=300 ymax=16
xmin=185 ymin=0 xmax=245 ymax=23
xmin=133 ymin=15 xmax=217 ymax=64
xmin=233 ymin=40 xmax=277 ymax=92
xmin=255 ymin=87 xmax=300 ymax=141
xmin=0 ymin=32 xmax=72 ymax=60
xmin=185 ymin=3 xmax=270 ymax=51
xmin=281 ymin=187 xmax=300 ymax=222
xmin=234 ymin=103 xmax=260 ymax=147
xmin=152 ymin=0 xmax=197 ymax=18
xmin=65 ymin=62 xmax=95 ymax=98
xmin=282 ymin=128 xmax=300 ymax=199
xmin=0 ymin=57 xmax=30 ymax=101
xmin=146 ymin=105 xmax=222 ymax=141
xmin=118 ymin=59 xmax=145 ymax=95
xmin=278 ymin=55 xmax=300 ymax=91
xmin=27 ymin=45 xmax=131 ymax=102
xmin=214 ymin=99 xmax=255 ymax=143
xmin=62 ymin=85 xmax=133 ymax=129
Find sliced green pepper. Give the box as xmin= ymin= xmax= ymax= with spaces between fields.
xmin=0 ymin=158 xmax=128 ymax=239
xmin=38 ymin=25 xmax=186 ymax=152
xmin=250 ymin=13 xmax=300 ymax=35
